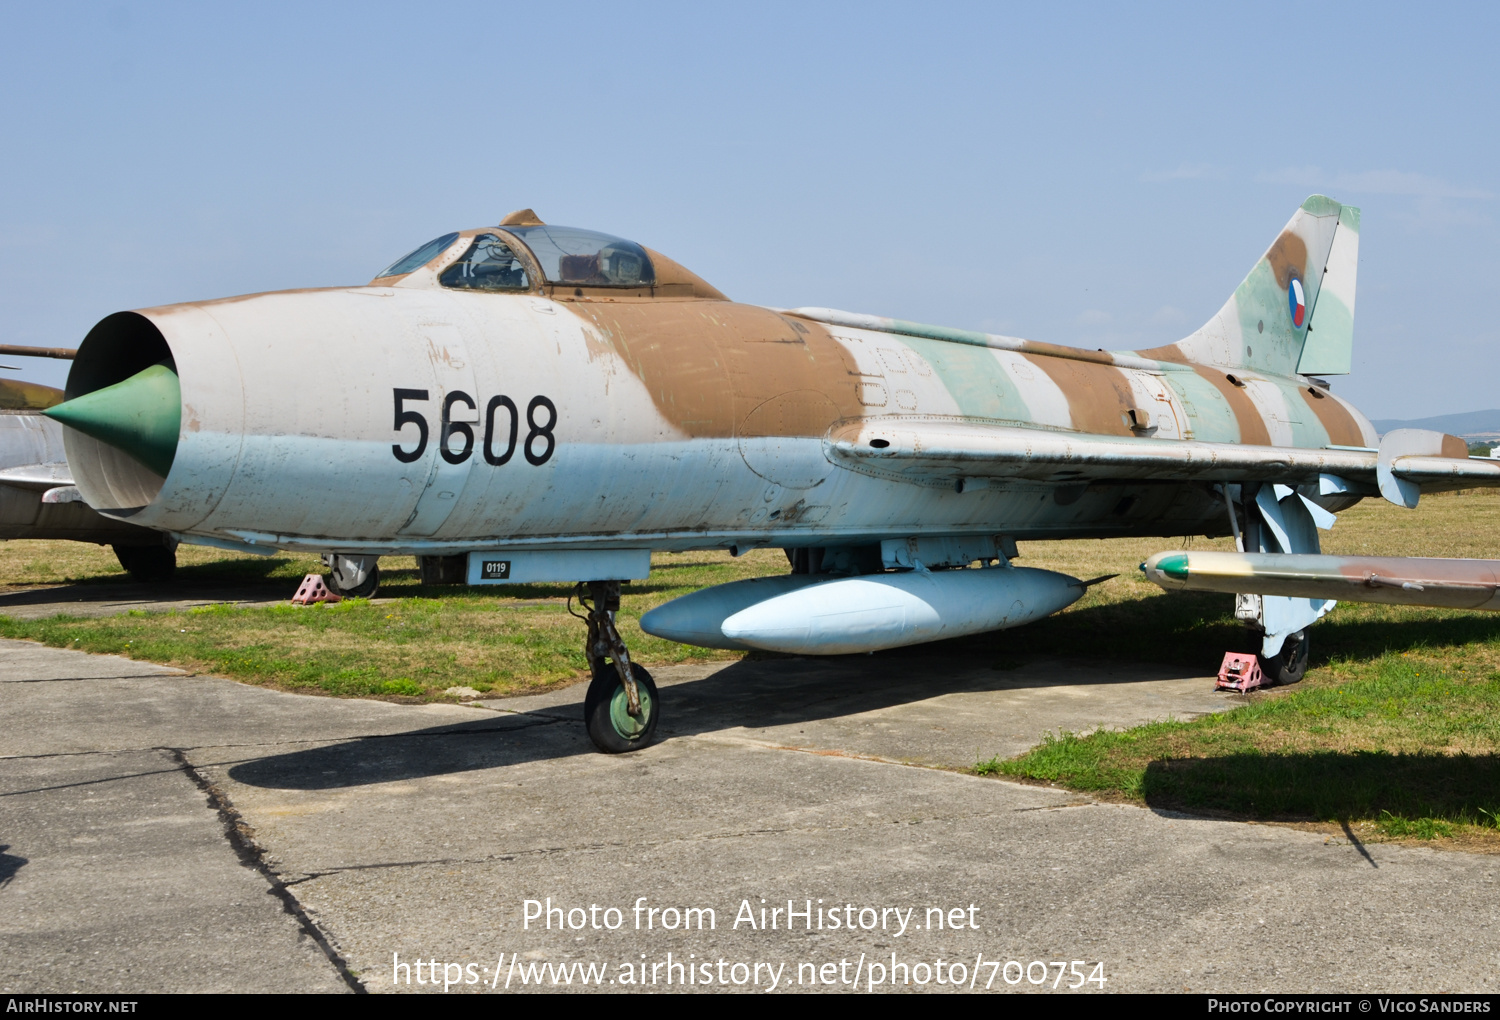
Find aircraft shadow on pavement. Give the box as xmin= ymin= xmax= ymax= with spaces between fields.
xmin=226 ymin=649 xmax=1200 ymax=791
xmin=1141 ymin=751 xmax=1500 ymax=829
xmin=0 ymin=844 xmax=27 ymax=887
xmin=226 ymin=595 xmax=1500 ymax=793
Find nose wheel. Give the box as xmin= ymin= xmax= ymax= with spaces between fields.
xmin=575 ymin=580 xmax=660 ymax=753
xmin=322 ymin=553 xmax=380 ymax=598
xmin=1258 ymin=629 xmax=1309 ymax=686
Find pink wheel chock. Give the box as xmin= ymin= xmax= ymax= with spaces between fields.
xmin=1216 ymin=651 xmax=1263 ymax=692
xmin=291 ymin=573 xmax=342 ymax=605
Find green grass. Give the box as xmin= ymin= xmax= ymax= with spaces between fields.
xmin=980 ymin=631 xmax=1500 ymax=844
xmin=0 ymin=549 xmax=792 ymax=700
xmin=7 ymin=491 xmax=1500 ymax=847
xmin=961 ymin=489 xmax=1500 ymax=846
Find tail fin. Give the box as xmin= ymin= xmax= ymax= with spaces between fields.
xmin=1167 ymin=196 xmax=1359 ymax=377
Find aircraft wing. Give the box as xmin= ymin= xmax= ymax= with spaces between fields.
xmin=826 ymin=420 xmax=1500 ymax=504
xmin=0 ymin=462 xmax=75 ymax=492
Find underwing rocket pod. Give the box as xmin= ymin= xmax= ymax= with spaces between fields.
xmin=1142 ymin=551 xmax=1500 ymax=611
xmin=703 ymin=567 xmax=1083 ymax=654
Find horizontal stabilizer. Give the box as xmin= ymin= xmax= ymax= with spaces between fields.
xmin=1377 ymin=428 xmax=1482 ymax=507
xmin=1142 ymin=551 xmax=1500 ymax=611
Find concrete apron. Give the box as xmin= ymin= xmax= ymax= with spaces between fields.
xmin=1 ymin=637 xmax=1495 ymax=994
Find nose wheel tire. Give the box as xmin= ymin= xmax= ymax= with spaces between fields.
xmin=584 ymin=663 xmax=659 ymax=754
xmin=327 ymin=563 xmax=379 ymax=599
xmin=1258 ymin=629 xmax=1309 ymax=686
xmin=323 ymin=554 xmax=380 ymax=598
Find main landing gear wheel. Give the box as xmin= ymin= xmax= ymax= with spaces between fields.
xmin=1259 ymin=629 xmax=1309 ymax=686
xmin=574 ymin=579 xmax=660 ymax=754
xmin=112 ymin=543 xmax=176 ymax=583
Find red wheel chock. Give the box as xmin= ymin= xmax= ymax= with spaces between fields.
xmin=1216 ymin=651 xmax=1263 ymax=692
xmin=291 ymin=573 xmax=342 ymax=605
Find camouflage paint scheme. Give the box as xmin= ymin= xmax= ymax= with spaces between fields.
xmin=57 ymin=196 xmax=1440 ymax=564
xmin=0 ymin=377 xmax=65 ymax=412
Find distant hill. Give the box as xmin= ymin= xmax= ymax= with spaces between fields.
xmin=1370 ymin=409 xmax=1500 ymax=439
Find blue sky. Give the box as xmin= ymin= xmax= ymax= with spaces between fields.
xmin=1 ymin=2 xmax=1495 ymax=418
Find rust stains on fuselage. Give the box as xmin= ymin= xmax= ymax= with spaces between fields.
xmin=161 ymin=287 xmax=352 ymax=311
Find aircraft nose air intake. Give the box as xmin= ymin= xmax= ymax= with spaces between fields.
xmin=44 ymin=361 xmax=181 ymax=478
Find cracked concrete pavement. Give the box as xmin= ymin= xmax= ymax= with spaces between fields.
xmin=1 ymin=636 xmax=1496 ymax=994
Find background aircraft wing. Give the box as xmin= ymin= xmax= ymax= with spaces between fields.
xmin=0 ymin=462 xmax=75 ymax=492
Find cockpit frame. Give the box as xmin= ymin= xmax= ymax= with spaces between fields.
xmin=369 ymin=222 xmax=728 ymax=303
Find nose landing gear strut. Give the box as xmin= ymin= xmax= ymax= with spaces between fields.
xmin=574 ymin=580 xmax=659 ymax=753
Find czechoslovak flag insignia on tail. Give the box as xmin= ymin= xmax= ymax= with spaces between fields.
xmin=1288 ymin=277 xmax=1307 ymax=328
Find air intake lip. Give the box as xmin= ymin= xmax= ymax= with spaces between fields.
xmin=55 ymin=311 xmax=179 ymax=512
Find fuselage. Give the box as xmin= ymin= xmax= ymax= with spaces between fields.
xmin=58 ymin=224 xmax=1378 ymax=559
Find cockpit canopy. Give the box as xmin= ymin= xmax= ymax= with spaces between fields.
xmin=375 ymin=233 xmax=460 ymax=280
xmin=373 ymin=225 xmax=655 ymax=289
xmin=507 ymin=226 xmax=655 ymax=287
xmin=440 ymin=235 xmax=530 ymax=292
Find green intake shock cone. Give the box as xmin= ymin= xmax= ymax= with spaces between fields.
xmin=44 ymin=361 xmax=181 ymax=478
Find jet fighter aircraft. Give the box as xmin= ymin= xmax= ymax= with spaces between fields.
xmin=38 ymin=199 xmax=1500 ymax=752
